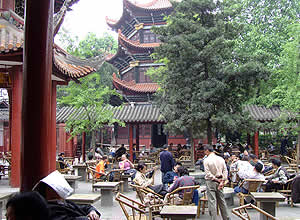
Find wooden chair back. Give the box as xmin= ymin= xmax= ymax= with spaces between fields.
xmin=232 ymin=204 xmax=278 ymax=220
xmin=115 ymin=192 xmax=148 ymax=220
xmin=167 ymin=185 xmax=200 ymax=205
xmin=246 ymin=179 xmax=265 ymax=193
xmin=107 ymin=169 xmax=123 ymax=182
xmin=56 ymin=161 xmax=69 ymax=174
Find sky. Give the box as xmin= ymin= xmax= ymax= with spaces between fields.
xmin=54 ymin=0 xmax=151 ymax=45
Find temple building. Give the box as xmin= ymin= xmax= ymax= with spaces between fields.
xmin=0 ymin=0 xmax=104 ymax=187
xmin=105 ymin=0 xmax=191 ymax=148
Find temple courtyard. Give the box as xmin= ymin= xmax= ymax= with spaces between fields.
xmin=0 ymin=169 xmax=299 ymax=220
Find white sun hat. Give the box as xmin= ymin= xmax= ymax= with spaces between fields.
xmin=33 ymin=170 xmax=73 ymax=199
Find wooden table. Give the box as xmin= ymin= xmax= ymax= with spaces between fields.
xmin=160 ymin=205 xmax=197 ymax=220
xmin=93 ymin=182 xmax=120 ymax=206
xmin=73 ymin=164 xmax=87 ymax=181
xmin=223 ymin=187 xmax=235 ymax=206
xmin=66 ymin=193 xmax=101 ymax=205
xmin=64 ymin=175 xmax=82 ymax=192
xmin=0 ymin=192 xmax=14 ymax=219
xmin=251 ymin=192 xmax=285 ymax=220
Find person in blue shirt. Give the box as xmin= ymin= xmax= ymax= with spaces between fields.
xmin=162 ymin=162 xmax=182 ymax=185
xmin=160 ymin=144 xmax=175 ymax=182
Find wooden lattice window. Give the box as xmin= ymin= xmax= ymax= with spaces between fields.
xmin=15 ymin=0 xmax=24 ymax=18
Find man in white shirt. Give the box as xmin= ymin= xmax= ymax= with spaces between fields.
xmin=203 ymin=145 xmax=230 ymax=220
xmin=234 ymin=163 xmax=265 ymax=194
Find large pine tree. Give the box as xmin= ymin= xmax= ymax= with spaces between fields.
xmin=149 ymin=0 xmax=269 ymax=150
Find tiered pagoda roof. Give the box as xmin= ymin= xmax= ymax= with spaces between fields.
xmin=106 ymin=0 xmax=173 ymax=37
xmin=112 ymin=73 xmax=159 ymax=95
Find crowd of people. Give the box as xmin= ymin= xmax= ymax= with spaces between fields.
xmin=9 ymin=141 xmax=299 ymax=220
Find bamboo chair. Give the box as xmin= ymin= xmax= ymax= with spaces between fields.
xmin=129 ymin=184 xmax=164 ymax=219
xmin=232 ymin=203 xmax=278 ymax=220
xmin=165 ymin=185 xmax=200 ymax=205
xmin=278 ymin=177 xmax=295 ymax=207
xmin=284 ymin=156 xmax=298 ymax=171
xmin=198 ymin=190 xmax=220 ymax=217
xmin=89 ymin=167 xmax=124 ymax=192
xmin=116 ymin=192 xmax=157 ymax=220
xmin=237 ymin=179 xmax=265 ymax=206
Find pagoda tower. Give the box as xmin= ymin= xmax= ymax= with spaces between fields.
xmin=106 ymin=0 xmax=189 ymax=148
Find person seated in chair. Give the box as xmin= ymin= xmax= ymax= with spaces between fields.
xmin=134 ymin=163 xmax=168 ymax=197
xmin=234 ymin=163 xmax=265 ymax=194
xmin=57 ymin=152 xmax=69 ymax=169
xmin=119 ymin=154 xmax=137 ymax=178
xmin=34 ymin=170 xmax=101 ymax=220
xmin=162 ymin=162 xmax=182 ymax=185
xmin=164 ymin=167 xmax=196 ymax=204
xmin=95 ymin=156 xmax=109 ymax=180
xmin=265 ymin=159 xmax=289 ymax=192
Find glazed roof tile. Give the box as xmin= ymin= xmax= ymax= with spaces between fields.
xmin=0 ymin=10 xmax=98 ymax=81
xmin=113 ymin=73 xmax=159 ymax=93
xmin=106 ymin=0 xmax=173 ymax=28
xmin=56 ymin=104 xmax=165 ymax=123
xmin=244 ymin=105 xmax=295 ymax=122
xmin=0 ymin=11 xmax=23 ymax=53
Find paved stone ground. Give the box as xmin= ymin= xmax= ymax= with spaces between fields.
xmin=0 ymin=171 xmax=300 ymax=220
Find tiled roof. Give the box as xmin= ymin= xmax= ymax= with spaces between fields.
xmin=0 ymin=10 xmax=98 ymax=81
xmin=125 ymin=0 xmax=173 ymax=11
xmin=106 ymin=0 xmax=173 ymax=28
xmin=244 ymin=105 xmax=294 ymax=122
xmin=113 ymin=73 xmax=159 ymax=94
xmin=119 ymin=30 xmax=160 ymax=50
xmin=53 ymin=45 xmax=96 ymax=79
xmin=0 ymin=11 xmax=23 ymax=53
xmin=56 ymin=104 xmax=165 ymax=123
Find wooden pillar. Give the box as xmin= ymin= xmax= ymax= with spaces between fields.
xmin=10 ymin=65 xmax=22 ymax=187
xmin=129 ymin=124 xmax=133 ymax=162
xmin=58 ymin=124 xmax=66 ymax=153
xmin=8 ymin=89 xmax=12 ymax=152
xmin=136 ymin=124 xmax=140 ymax=152
xmin=82 ymin=132 xmax=86 ymax=162
xmin=21 ymin=0 xmax=54 ymax=192
xmin=50 ymin=81 xmax=57 ymax=171
xmin=254 ymin=131 xmax=259 ymax=157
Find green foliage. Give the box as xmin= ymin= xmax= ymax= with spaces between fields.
xmin=149 ymin=0 xmax=269 ymax=143
xmin=58 ymin=73 xmax=124 ymax=138
xmin=56 ymin=30 xmax=123 ymax=149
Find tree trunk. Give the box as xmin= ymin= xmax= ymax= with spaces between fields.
xmin=91 ymin=130 xmax=96 ymax=159
xmin=190 ymin=128 xmax=195 ymax=165
xmin=297 ymin=120 xmax=300 ymax=173
xmin=207 ymin=119 xmax=212 ymax=145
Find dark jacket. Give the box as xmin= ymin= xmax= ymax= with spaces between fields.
xmin=48 ymin=200 xmax=100 ymax=220
xmin=160 ymin=150 xmax=174 ymax=173
xmin=292 ymin=175 xmax=300 ymax=203
xmin=162 ymin=171 xmax=178 ymax=184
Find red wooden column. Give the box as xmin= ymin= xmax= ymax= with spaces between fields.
xmin=21 ymin=0 xmax=54 ymax=191
xmin=254 ymin=131 xmax=259 ymax=157
xmin=136 ymin=124 xmax=140 ymax=152
xmin=50 ymin=81 xmax=57 ymax=171
xmin=8 ymin=89 xmax=12 ymax=152
xmin=129 ymin=124 xmax=133 ymax=162
xmin=82 ymin=132 xmax=86 ymax=162
xmin=10 ymin=65 xmax=22 ymax=187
